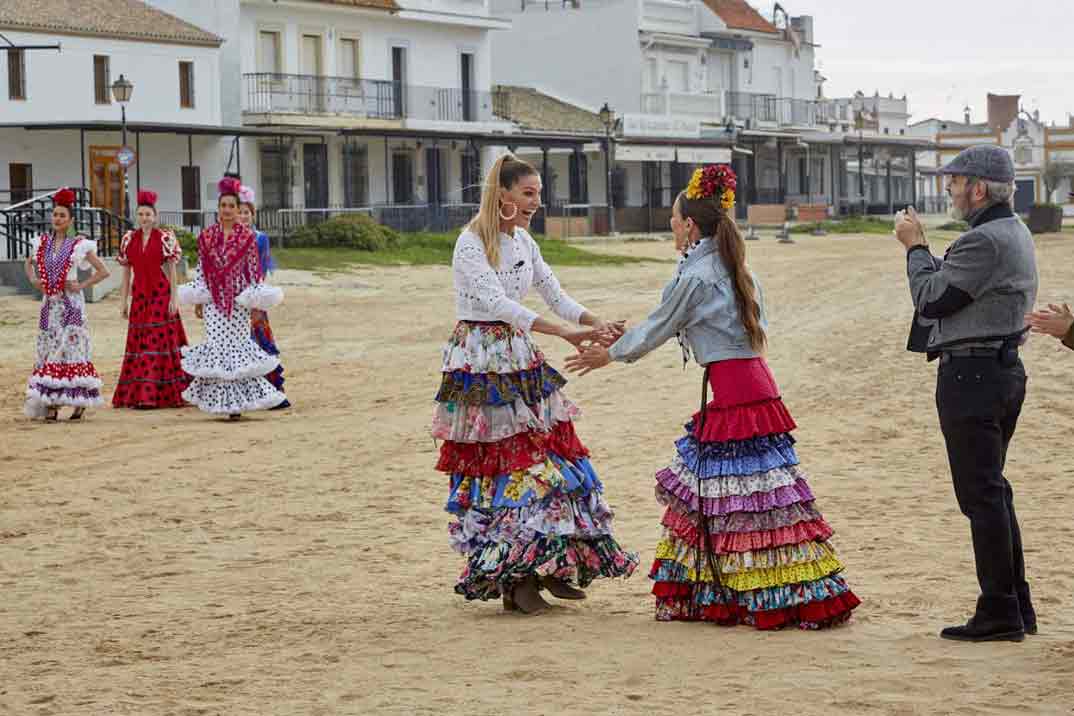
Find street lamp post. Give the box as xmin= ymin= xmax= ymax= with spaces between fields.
xmin=598 ymin=102 xmax=617 ymax=236
xmin=111 ymin=74 xmax=134 ymax=221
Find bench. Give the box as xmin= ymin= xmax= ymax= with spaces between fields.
xmin=744 ymin=204 xmax=793 ymax=243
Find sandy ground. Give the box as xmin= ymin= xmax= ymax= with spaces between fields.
xmin=2 ymin=233 xmax=1074 ymax=716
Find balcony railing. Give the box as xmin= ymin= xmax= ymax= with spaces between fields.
xmin=243 ymin=73 xmax=493 ymax=122
xmin=725 ymin=92 xmax=818 ymax=127
xmin=641 ymin=91 xmax=724 ymax=120
xmin=726 ymin=91 xmax=778 ymax=124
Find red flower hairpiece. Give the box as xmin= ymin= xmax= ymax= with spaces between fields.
xmin=217 ymin=177 xmax=242 ymax=197
xmin=137 ymin=189 xmax=159 ymax=208
xmin=684 ymin=164 xmax=737 ymax=209
xmin=53 ymin=188 xmax=76 ymax=209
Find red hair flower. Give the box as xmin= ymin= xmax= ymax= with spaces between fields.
xmin=217 ymin=177 xmax=242 ymax=198
xmin=53 ymin=188 xmax=76 ymax=209
xmin=137 ymin=189 xmax=158 ymax=208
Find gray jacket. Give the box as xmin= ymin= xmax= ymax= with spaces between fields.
xmin=609 ymin=238 xmax=767 ymax=365
xmin=906 ymin=203 xmax=1038 ymax=356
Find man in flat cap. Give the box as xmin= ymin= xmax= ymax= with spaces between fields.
xmin=894 ymin=144 xmax=1038 ymax=642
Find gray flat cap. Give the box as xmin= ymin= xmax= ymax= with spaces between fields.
xmin=938 ymin=144 xmax=1015 ymax=183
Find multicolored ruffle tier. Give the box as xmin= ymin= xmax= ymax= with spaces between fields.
xmin=435 ymin=321 xmax=638 ymax=600
xmin=650 ymin=357 xmax=860 ymax=630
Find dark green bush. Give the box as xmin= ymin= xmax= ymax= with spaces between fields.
xmin=936 ymin=220 xmax=969 ymax=232
xmin=287 ymin=214 xmax=401 ymax=251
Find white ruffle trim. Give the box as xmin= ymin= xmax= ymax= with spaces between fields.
xmin=178 ymin=283 xmax=211 ymax=305
xmin=28 ymin=375 xmax=103 ymax=390
xmin=182 ymin=382 xmax=287 ymax=415
xmin=180 ymin=350 xmax=280 ymax=380
xmin=25 ymin=388 xmax=104 ymax=417
xmin=71 ymin=238 xmax=98 ymax=271
xmin=236 ymin=283 xmax=284 ymax=311
xmin=431 ymin=391 xmax=581 ymax=443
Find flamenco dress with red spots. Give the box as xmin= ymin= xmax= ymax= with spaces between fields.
xmin=24 ymin=233 xmax=105 ymax=417
xmin=112 ymin=228 xmax=192 ymax=408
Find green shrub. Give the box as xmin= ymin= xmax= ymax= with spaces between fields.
xmin=163 ymin=225 xmax=198 ymax=260
xmin=936 ymin=220 xmax=969 ymax=232
xmin=789 ymin=216 xmax=893 ymax=234
xmin=286 ymin=214 xmax=401 ymax=251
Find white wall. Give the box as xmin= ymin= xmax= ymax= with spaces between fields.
xmin=0 ymin=31 xmax=222 ymax=126
xmin=146 ymin=0 xmax=243 ymax=126
xmin=488 ymin=0 xmax=641 ymax=114
xmin=739 ymin=34 xmax=813 ymax=100
xmin=240 ymin=2 xmax=493 ymax=91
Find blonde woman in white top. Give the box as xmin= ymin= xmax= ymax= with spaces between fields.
xmin=433 ymin=153 xmax=638 ymax=614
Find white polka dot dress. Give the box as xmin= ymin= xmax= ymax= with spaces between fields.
xmin=179 ymin=270 xmax=287 ymax=415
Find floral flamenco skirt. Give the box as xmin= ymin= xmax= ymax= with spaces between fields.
xmin=650 ymin=358 xmax=861 ymax=630
xmin=433 ymin=321 xmax=638 ymax=600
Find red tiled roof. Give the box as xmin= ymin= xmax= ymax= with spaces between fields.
xmin=702 ymin=0 xmax=778 ymax=34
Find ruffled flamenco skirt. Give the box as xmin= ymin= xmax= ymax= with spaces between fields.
xmin=434 ymin=321 xmax=638 ymax=600
xmin=178 ymin=281 xmax=288 ymax=414
xmin=112 ymin=282 xmax=191 ymax=408
xmin=25 ymin=292 xmax=105 ymax=418
xmin=650 ymin=357 xmax=860 ymax=630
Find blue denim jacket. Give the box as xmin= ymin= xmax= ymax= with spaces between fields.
xmin=608 ymin=238 xmax=767 ymax=366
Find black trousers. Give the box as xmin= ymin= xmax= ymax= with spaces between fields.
xmin=936 ymin=355 xmax=1033 ymax=623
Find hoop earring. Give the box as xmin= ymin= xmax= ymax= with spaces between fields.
xmin=499 ymin=202 xmax=518 ymax=221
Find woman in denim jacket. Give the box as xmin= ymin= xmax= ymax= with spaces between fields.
xmin=567 ymin=165 xmax=860 ymax=630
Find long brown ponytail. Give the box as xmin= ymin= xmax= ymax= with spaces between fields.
xmin=466 ymin=153 xmax=538 ymax=267
xmin=676 ymin=191 xmax=766 ymax=352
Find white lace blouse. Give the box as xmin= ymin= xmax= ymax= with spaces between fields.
xmin=453 ymin=228 xmax=587 ymax=331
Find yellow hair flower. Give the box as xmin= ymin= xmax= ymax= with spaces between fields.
xmin=685 ymin=169 xmax=704 ymax=200
xmin=721 ymin=189 xmax=736 ymax=209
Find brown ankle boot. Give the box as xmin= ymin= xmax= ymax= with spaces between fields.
xmin=541 ymin=576 xmax=587 ymax=600
xmin=510 ymin=575 xmax=551 ymax=614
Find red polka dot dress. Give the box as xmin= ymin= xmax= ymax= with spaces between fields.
xmin=112 ymin=229 xmax=192 ymax=408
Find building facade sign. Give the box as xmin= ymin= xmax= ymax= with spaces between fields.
xmin=615 ymin=144 xmax=676 ymax=161
xmin=676 ymin=147 xmax=731 ymax=163
xmin=622 ymin=113 xmax=701 ymax=139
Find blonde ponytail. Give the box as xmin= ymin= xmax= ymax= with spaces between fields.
xmin=466 ymin=152 xmax=538 ymax=268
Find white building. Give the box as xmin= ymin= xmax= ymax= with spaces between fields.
xmin=2 ymin=0 xmax=613 ymax=254
xmin=0 ymin=0 xmax=235 ymax=245
xmin=910 ymin=94 xmax=1074 ymax=214
xmin=489 ymin=0 xmax=929 ymax=229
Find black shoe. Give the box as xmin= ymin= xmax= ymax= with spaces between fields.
xmin=1024 ymin=622 xmax=1038 ymax=635
xmin=940 ymin=616 xmax=1024 ymax=643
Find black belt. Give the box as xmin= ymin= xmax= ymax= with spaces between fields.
xmin=939 ymin=346 xmax=1013 ymax=364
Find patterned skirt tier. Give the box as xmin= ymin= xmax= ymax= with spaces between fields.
xmin=434 ymin=321 xmax=638 ymax=600
xmin=25 ymin=293 xmax=104 ymax=417
xmin=650 ymin=357 xmax=860 ymax=630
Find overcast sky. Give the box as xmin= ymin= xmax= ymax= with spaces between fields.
xmin=756 ymin=0 xmax=1074 ymax=125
